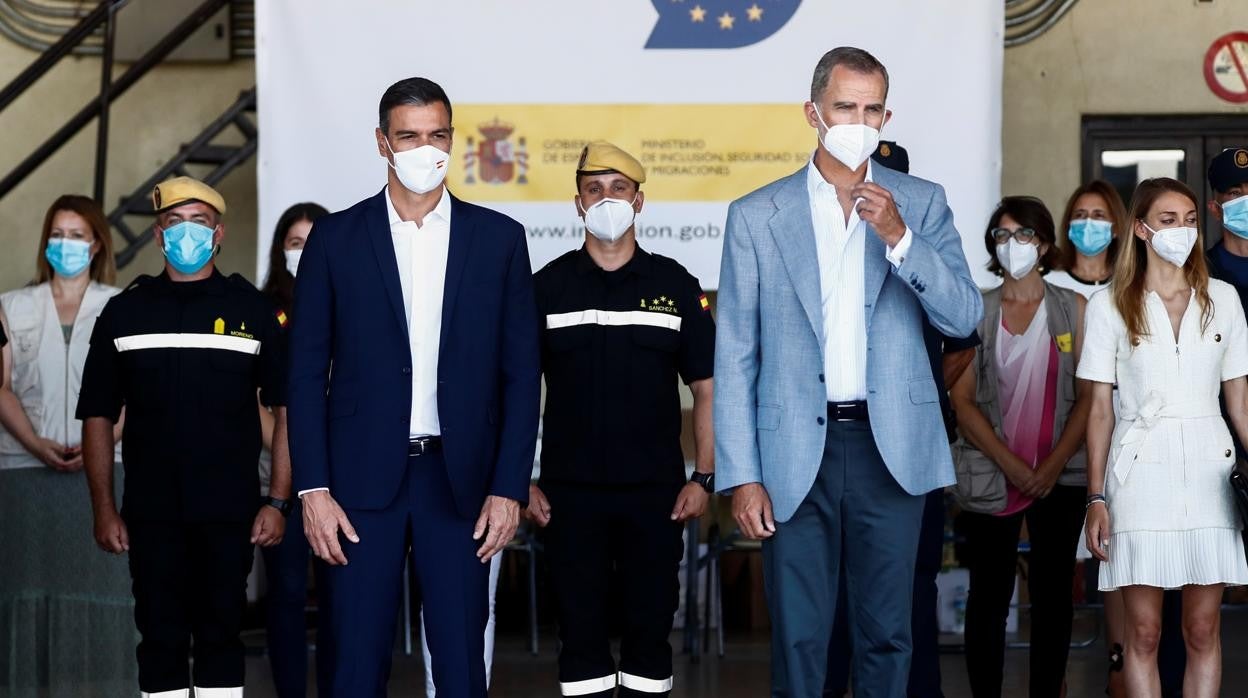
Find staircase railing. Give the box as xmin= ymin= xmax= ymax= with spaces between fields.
xmin=0 ymin=0 xmax=233 ymax=202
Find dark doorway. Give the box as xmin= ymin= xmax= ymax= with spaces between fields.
xmin=1081 ymin=115 xmax=1248 ymax=246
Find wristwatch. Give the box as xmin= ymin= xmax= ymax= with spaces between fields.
xmin=689 ymin=471 xmax=715 ymax=493
xmin=263 ymin=496 xmax=294 ymax=517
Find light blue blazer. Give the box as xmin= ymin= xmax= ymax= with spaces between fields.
xmin=714 ymin=165 xmax=983 ymax=522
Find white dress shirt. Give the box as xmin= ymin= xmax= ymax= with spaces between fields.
xmin=387 ymin=185 xmax=451 ymax=438
xmin=806 ymin=157 xmax=912 ymax=402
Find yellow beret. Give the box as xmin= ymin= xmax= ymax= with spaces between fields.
xmin=152 ymin=176 xmax=226 ymax=215
xmin=576 ymin=140 xmax=646 ymax=184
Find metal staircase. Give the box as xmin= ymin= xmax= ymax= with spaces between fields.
xmin=0 ymin=0 xmax=254 ymax=56
xmin=111 ymin=87 xmax=256 ymax=267
xmin=0 ymin=0 xmax=258 ymax=268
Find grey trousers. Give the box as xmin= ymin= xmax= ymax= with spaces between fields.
xmin=762 ymin=419 xmax=926 ymax=698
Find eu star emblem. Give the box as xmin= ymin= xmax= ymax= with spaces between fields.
xmin=646 ymin=0 xmax=800 ymax=49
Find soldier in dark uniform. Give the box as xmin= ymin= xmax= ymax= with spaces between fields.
xmin=78 ymin=177 xmax=292 ymax=698
xmin=527 ymin=142 xmax=716 ymax=697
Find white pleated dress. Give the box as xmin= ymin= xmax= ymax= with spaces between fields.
xmin=1078 ymin=280 xmax=1248 ymax=590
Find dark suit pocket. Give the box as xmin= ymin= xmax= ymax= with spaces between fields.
xmin=908 ymin=378 xmax=939 ymax=405
xmin=757 ymin=403 xmax=782 ymax=431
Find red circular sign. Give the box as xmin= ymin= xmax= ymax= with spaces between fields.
xmin=1204 ymin=32 xmax=1248 ymax=104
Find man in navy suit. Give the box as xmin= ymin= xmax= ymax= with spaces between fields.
xmin=287 ymin=77 xmax=540 ymax=697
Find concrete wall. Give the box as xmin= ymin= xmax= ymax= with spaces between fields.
xmin=0 ymin=40 xmax=255 ymax=293
xmin=1001 ymin=0 xmax=1248 ymax=214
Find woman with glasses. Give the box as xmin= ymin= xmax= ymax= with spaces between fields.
xmin=1080 ymin=178 xmax=1248 ymax=697
xmin=949 ymin=196 xmax=1090 ymax=697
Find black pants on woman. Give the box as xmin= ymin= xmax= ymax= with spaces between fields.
xmin=962 ymin=484 xmax=1086 ymax=698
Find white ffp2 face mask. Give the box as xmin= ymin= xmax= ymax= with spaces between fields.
xmin=284 ymin=249 xmax=302 ymax=277
xmin=1144 ymin=222 xmax=1198 ymax=268
xmin=996 ymin=239 xmax=1040 ymax=280
xmin=579 ymin=196 xmax=638 ymax=243
xmin=813 ymin=104 xmax=882 ymax=171
xmin=384 ymin=139 xmax=450 ymax=194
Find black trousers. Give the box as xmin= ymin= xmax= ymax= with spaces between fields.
xmin=542 ymin=481 xmax=685 ymax=697
xmin=126 ymin=519 xmax=255 ymax=692
xmin=961 ymin=484 xmax=1086 ymax=698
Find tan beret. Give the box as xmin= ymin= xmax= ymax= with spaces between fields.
xmin=576 ymin=140 xmax=646 ymax=184
xmin=152 ymin=176 xmax=227 ymax=215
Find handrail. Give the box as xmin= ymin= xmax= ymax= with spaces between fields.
xmin=9 ymin=0 xmax=94 ymax=19
xmin=0 ymin=0 xmax=231 ymax=200
xmin=0 ymin=0 xmax=120 ymax=112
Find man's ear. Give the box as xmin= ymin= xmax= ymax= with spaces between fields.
xmin=376 ymin=127 xmax=391 ymax=162
xmin=1208 ymin=199 xmax=1224 ymax=223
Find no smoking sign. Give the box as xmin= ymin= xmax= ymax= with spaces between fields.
xmin=1205 ymin=32 xmax=1248 ymax=104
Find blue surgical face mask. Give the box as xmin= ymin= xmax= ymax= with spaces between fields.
xmin=1222 ymin=194 xmax=1248 ymax=240
xmin=1067 ymin=218 xmax=1114 ymax=256
xmin=161 ymin=221 xmax=217 ymax=274
xmin=44 ymin=238 xmax=93 ymax=278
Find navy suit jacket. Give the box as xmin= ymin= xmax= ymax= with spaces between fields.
xmin=287 ymin=188 xmax=540 ymax=517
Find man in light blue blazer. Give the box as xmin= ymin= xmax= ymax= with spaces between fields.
xmin=714 ymin=47 xmax=982 ymax=698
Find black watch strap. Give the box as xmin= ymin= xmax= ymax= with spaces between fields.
xmin=689 ymin=471 xmax=715 ymax=493
xmin=263 ymin=496 xmax=294 ymax=517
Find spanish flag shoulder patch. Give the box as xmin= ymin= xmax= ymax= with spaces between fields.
xmin=699 ymin=294 xmax=710 ymax=312
xmin=276 ymin=310 xmax=289 ymax=328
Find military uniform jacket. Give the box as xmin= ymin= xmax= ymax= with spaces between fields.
xmin=535 ymin=246 xmax=714 ymax=486
xmin=76 ymin=270 xmax=287 ymax=522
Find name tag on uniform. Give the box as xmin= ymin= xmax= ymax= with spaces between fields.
xmin=1055 ymin=332 xmax=1073 ymax=353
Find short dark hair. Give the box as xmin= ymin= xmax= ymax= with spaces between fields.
xmin=984 ymin=195 xmax=1061 ymax=277
xmin=378 ymin=77 xmax=452 ymax=135
xmin=811 ymin=47 xmax=890 ymax=102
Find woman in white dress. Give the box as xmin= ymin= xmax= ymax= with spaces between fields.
xmin=1080 ymin=177 xmax=1248 ymax=697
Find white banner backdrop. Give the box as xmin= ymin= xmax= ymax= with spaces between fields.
xmin=256 ymin=1 xmax=1003 ymax=290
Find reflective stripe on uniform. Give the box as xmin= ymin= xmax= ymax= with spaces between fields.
xmin=618 ymin=672 xmax=674 ymax=693
xmin=560 ymin=673 xmax=618 ymax=696
xmin=545 ymin=309 xmax=681 ymax=331
xmin=114 ymin=333 xmax=261 ymax=355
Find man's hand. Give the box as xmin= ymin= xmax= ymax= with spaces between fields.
xmin=252 ymin=505 xmax=286 ymax=547
xmin=34 ymin=438 xmax=76 ymax=471
xmin=525 ymin=484 xmax=551 ymax=527
xmin=850 ymin=182 xmax=907 ymax=246
xmin=302 ymin=490 xmax=358 ymax=566
xmin=475 ymin=495 xmax=520 ymax=562
xmin=732 ymin=482 xmax=776 ymax=540
xmin=93 ymin=507 xmax=129 ymax=554
xmin=671 ymin=482 xmax=710 ymax=522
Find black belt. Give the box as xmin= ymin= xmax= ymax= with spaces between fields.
xmin=827 ymin=400 xmax=869 ymax=422
xmin=408 ymin=436 xmax=443 ymax=457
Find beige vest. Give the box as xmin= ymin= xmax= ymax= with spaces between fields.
xmin=972 ymin=282 xmax=1087 ymax=486
xmin=0 ymin=282 xmax=120 ymax=470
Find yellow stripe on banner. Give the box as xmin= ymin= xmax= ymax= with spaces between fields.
xmin=451 ymin=104 xmax=814 ymax=202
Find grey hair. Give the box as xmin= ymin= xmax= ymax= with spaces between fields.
xmin=378 ymin=77 xmax=453 ymax=135
xmin=810 ymin=47 xmax=890 ymax=102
